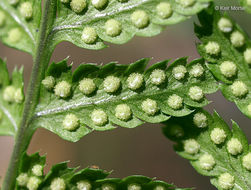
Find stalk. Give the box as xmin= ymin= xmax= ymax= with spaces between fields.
xmin=2 ymin=0 xmax=57 ymax=189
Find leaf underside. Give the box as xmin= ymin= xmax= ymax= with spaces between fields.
xmin=0 ymin=0 xmax=41 ymax=54
xmin=51 ymin=0 xmax=212 ymax=50
xmin=0 ymin=0 xmax=213 ymax=54
xmin=16 ymin=152 xmax=192 ymax=190
xmin=195 ymin=6 xmax=251 ymax=119
xmin=163 ymin=110 xmax=251 ymax=190
xmin=0 ymin=58 xmax=24 ymax=136
xmin=32 ymin=57 xmax=218 ymax=142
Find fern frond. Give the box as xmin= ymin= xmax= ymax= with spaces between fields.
xmin=0 ymin=58 xmax=24 ymax=136
xmin=31 ymin=57 xmax=218 ymax=142
xmin=195 ymin=5 xmax=251 ymax=119
xmin=163 ymin=109 xmax=251 ymax=190
xmin=50 ymin=0 xmax=212 ymax=50
xmin=0 ymin=0 xmax=41 ymax=54
xmin=0 ymin=0 xmax=213 ymax=53
xmin=16 ymin=152 xmax=192 ymax=190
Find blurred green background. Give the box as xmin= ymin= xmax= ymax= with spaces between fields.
xmin=0 ymin=1 xmax=251 ymax=189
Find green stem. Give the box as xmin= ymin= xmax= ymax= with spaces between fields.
xmin=2 ymin=0 xmax=56 ymax=189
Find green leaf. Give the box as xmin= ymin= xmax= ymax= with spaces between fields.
xmin=32 ymin=57 xmax=218 ymax=142
xmin=0 ymin=58 xmax=24 ymax=136
xmin=238 ymin=0 xmax=251 ymax=14
xmin=16 ymin=152 xmax=191 ymax=190
xmin=195 ymin=5 xmax=251 ymax=119
xmin=163 ymin=110 xmax=251 ymax=190
xmin=49 ymin=0 xmax=212 ymax=50
xmin=0 ymin=0 xmax=42 ymax=54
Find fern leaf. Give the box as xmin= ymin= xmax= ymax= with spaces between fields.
xmin=0 ymin=0 xmax=213 ymax=53
xmin=0 ymin=0 xmax=41 ymax=54
xmin=0 ymin=58 xmax=24 ymax=136
xmin=16 ymin=152 xmax=191 ymax=190
xmin=195 ymin=5 xmax=251 ymax=119
xmin=32 ymin=57 xmax=218 ymax=142
xmin=163 ymin=110 xmax=251 ymax=190
xmin=50 ymin=0 xmax=212 ymax=50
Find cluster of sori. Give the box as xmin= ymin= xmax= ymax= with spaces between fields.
xmin=0 ymin=10 xmax=22 ymax=43
xmin=8 ymin=0 xmax=33 ymax=20
xmin=41 ymin=70 xmax=163 ymax=130
xmin=16 ymin=164 xmax=43 ymax=190
xmin=204 ymin=16 xmax=251 ymax=115
xmin=0 ymin=0 xmax=33 ymax=43
xmin=172 ymin=112 xmax=251 ymax=190
xmin=16 ymin=166 xmax=170 ymax=190
xmin=171 ymin=63 xmax=205 ymax=105
xmin=62 ymin=0 xmax=198 ymax=13
xmin=59 ymin=0 xmax=196 ymax=45
xmin=41 ymin=63 xmax=207 ymax=131
xmin=2 ymin=85 xmax=24 ymax=104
